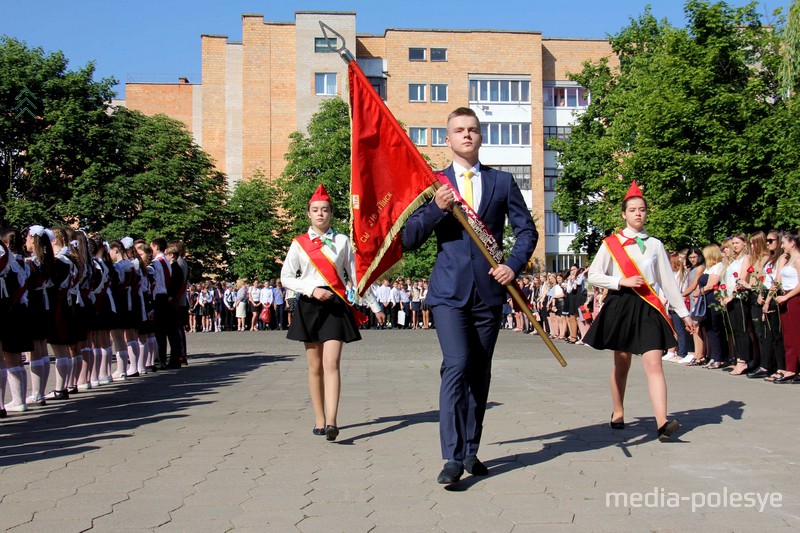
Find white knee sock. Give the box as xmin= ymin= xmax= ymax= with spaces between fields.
xmin=126 ymin=341 xmax=140 ymax=375
xmin=92 ymin=348 xmax=102 ymax=383
xmin=55 ymin=357 xmax=71 ymax=391
xmin=147 ymin=337 xmax=157 ymax=366
xmin=114 ymin=350 xmax=128 ymax=376
xmin=67 ymin=357 xmax=78 ymax=388
xmin=41 ymin=355 xmax=50 ymax=397
xmin=28 ymin=359 xmax=45 ymax=401
xmin=6 ymin=366 xmax=27 ymax=408
xmin=138 ymin=341 xmax=148 ymax=373
xmin=102 ymin=346 xmax=113 ymax=378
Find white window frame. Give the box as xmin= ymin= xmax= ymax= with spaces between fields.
xmin=430 ymin=48 xmax=448 ymax=62
xmin=409 ymin=83 xmax=426 ymax=102
xmin=468 ymin=78 xmax=531 ymax=104
xmin=479 ymin=123 xmax=531 ymax=146
xmin=431 ymin=127 xmax=447 ymax=146
xmin=409 ymin=48 xmax=426 ymax=61
xmin=409 ymin=127 xmax=427 ymax=146
xmin=430 ymin=84 xmax=448 ymax=102
xmin=315 ymin=72 xmax=337 ymax=96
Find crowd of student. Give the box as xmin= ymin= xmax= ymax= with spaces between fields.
xmin=0 ymin=227 xmax=189 ymax=418
xmin=501 ymin=230 xmax=800 ymax=385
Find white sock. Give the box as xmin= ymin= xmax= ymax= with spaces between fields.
xmin=147 ymin=337 xmax=157 ymax=367
xmin=126 ymin=341 xmax=140 ymax=375
xmin=55 ymin=357 xmax=71 ymax=391
xmin=92 ymin=348 xmax=102 ymax=382
xmin=115 ymin=350 xmax=128 ymax=376
xmin=41 ymin=356 xmax=51 ymax=397
xmin=29 ymin=359 xmax=45 ymax=401
xmin=138 ymin=341 xmax=148 ymax=373
xmin=6 ymin=366 xmax=27 ymax=407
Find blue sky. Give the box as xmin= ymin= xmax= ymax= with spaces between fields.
xmin=0 ymin=0 xmax=788 ymax=97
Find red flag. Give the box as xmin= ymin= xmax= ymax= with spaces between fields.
xmin=348 ymin=61 xmax=438 ymax=294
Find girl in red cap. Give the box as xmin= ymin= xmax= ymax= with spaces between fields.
xmin=280 ymin=184 xmax=385 ymax=442
xmin=584 ymin=181 xmax=695 ymax=442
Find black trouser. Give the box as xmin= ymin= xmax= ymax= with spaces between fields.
xmin=728 ymin=298 xmax=752 ymax=364
xmin=758 ymin=301 xmax=785 ymax=371
xmin=155 ymin=294 xmax=183 ymax=367
xmin=274 ymin=303 xmax=285 ymax=330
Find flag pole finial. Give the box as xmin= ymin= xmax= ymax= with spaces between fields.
xmin=319 ymin=21 xmax=354 ymax=64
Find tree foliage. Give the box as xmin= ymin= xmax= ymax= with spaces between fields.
xmin=1 ymin=37 xmax=228 ymax=278
xmin=227 ymin=170 xmax=285 ymax=281
xmin=551 ymin=1 xmax=794 ymax=255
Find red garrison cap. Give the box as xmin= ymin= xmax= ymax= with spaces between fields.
xmin=309 ymin=184 xmax=331 ymax=204
xmin=623 ymin=180 xmax=644 ymax=202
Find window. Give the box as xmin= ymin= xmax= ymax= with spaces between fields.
xmin=431 ymin=48 xmax=447 ymax=61
xmin=315 ymin=73 xmax=337 ymax=95
xmin=495 ymin=165 xmax=531 ymax=190
xmin=430 ymin=84 xmax=448 ymax=102
xmin=368 ymin=77 xmax=387 ymax=100
xmin=479 ymin=123 xmax=531 ymax=146
xmin=409 ymin=84 xmax=426 ymax=102
xmin=409 ymin=127 xmax=427 ymax=146
xmin=431 ymin=128 xmax=447 ymax=146
xmin=543 ymin=86 xmax=590 ymax=107
xmin=409 ymin=48 xmax=426 ymax=61
xmin=314 ymin=37 xmax=337 ymax=53
xmin=545 ymin=211 xmax=579 ymax=234
xmin=544 ymin=126 xmax=572 ymax=142
xmin=469 ymin=79 xmax=530 ymax=104
xmin=544 ymin=168 xmax=560 ymax=191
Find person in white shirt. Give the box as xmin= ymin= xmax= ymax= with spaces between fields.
xmin=260 ymin=282 xmax=274 ymax=330
xmin=584 ymin=181 xmax=694 ymax=442
xmin=280 ymin=184 xmax=384 ymax=442
xmin=248 ymin=281 xmax=262 ymax=332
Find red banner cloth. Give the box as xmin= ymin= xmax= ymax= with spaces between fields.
xmin=348 ymin=61 xmax=438 ymax=295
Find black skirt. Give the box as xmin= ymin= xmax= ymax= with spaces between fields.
xmin=584 ymin=287 xmax=676 ymax=354
xmin=287 ymin=291 xmax=361 ymax=344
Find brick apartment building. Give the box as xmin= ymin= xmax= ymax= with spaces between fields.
xmin=124 ymin=11 xmax=617 ymax=271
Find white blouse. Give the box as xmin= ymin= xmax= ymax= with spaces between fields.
xmin=588 ymin=229 xmax=689 ymax=318
xmin=280 ymin=228 xmax=381 ymax=314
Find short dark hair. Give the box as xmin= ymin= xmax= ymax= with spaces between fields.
xmin=150 ymin=237 xmax=167 ymax=252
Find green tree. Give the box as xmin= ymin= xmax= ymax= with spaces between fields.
xmin=277 ymin=97 xmax=352 ymax=242
xmin=227 ymin=170 xmax=285 ymax=281
xmin=1 ymin=36 xmax=115 ymax=226
xmin=550 ymin=1 xmax=786 ymax=254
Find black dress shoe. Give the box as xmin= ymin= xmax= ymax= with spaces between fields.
xmin=463 ymin=455 xmax=489 ymax=476
xmin=657 ymin=419 xmax=680 ymax=442
xmin=0 ymin=408 xmax=6 ymax=419
xmin=324 ymin=425 xmax=339 ymax=441
xmin=437 ymin=461 xmax=464 ymax=484
xmin=312 ymin=427 xmax=326 ymax=436
xmin=67 ymin=387 xmax=78 ymax=395
xmin=610 ymin=413 xmax=625 ymax=430
xmin=747 ymin=368 xmax=770 ymax=379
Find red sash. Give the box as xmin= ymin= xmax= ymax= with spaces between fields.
xmin=295 ymin=233 xmax=369 ymax=326
xmin=603 ymin=234 xmax=675 ymax=335
xmin=157 ymin=256 xmax=171 ymax=289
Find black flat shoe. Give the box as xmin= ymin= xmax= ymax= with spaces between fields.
xmin=657 ymin=419 xmax=680 ymax=442
xmin=747 ymin=368 xmax=770 ymax=379
xmin=610 ymin=413 xmax=625 ymax=430
xmin=773 ymin=373 xmax=797 ymax=383
xmin=463 ymin=455 xmax=489 ymax=476
xmin=436 ymin=461 xmax=464 ymax=484
xmin=312 ymin=427 xmax=325 ymax=436
xmin=324 ymin=425 xmax=339 ymax=441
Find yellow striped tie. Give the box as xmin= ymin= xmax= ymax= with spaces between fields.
xmin=462 ymin=170 xmax=474 ymax=208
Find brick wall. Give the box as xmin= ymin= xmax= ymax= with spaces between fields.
xmin=126 ymin=83 xmax=194 ymax=131
xmin=201 ymin=35 xmax=228 ymax=174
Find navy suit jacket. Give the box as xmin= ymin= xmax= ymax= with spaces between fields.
xmin=403 ymin=164 xmax=538 ymax=308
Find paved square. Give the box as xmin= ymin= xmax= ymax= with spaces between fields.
xmin=0 ymin=329 xmax=797 ymax=532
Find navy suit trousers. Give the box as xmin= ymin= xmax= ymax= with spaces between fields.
xmin=432 ymin=286 xmax=502 ymax=461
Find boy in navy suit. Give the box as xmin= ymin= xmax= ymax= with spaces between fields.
xmin=404 ymin=107 xmax=538 ymax=484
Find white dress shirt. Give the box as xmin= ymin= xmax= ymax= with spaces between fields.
xmin=588 ymin=228 xmax=688 ymax=317
xmin=280 ymin=227 xmax=381 ymax=313
xmin=453 ymin=162 xmax=482 ymax=210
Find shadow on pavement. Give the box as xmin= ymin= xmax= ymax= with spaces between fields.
xmin=0 ymin=352 xmax=295 ymax=467
xmin=336 ymin=402 xmax=502 ymax=445
xmin=445 ymin=400 xmax=745 ymax=491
